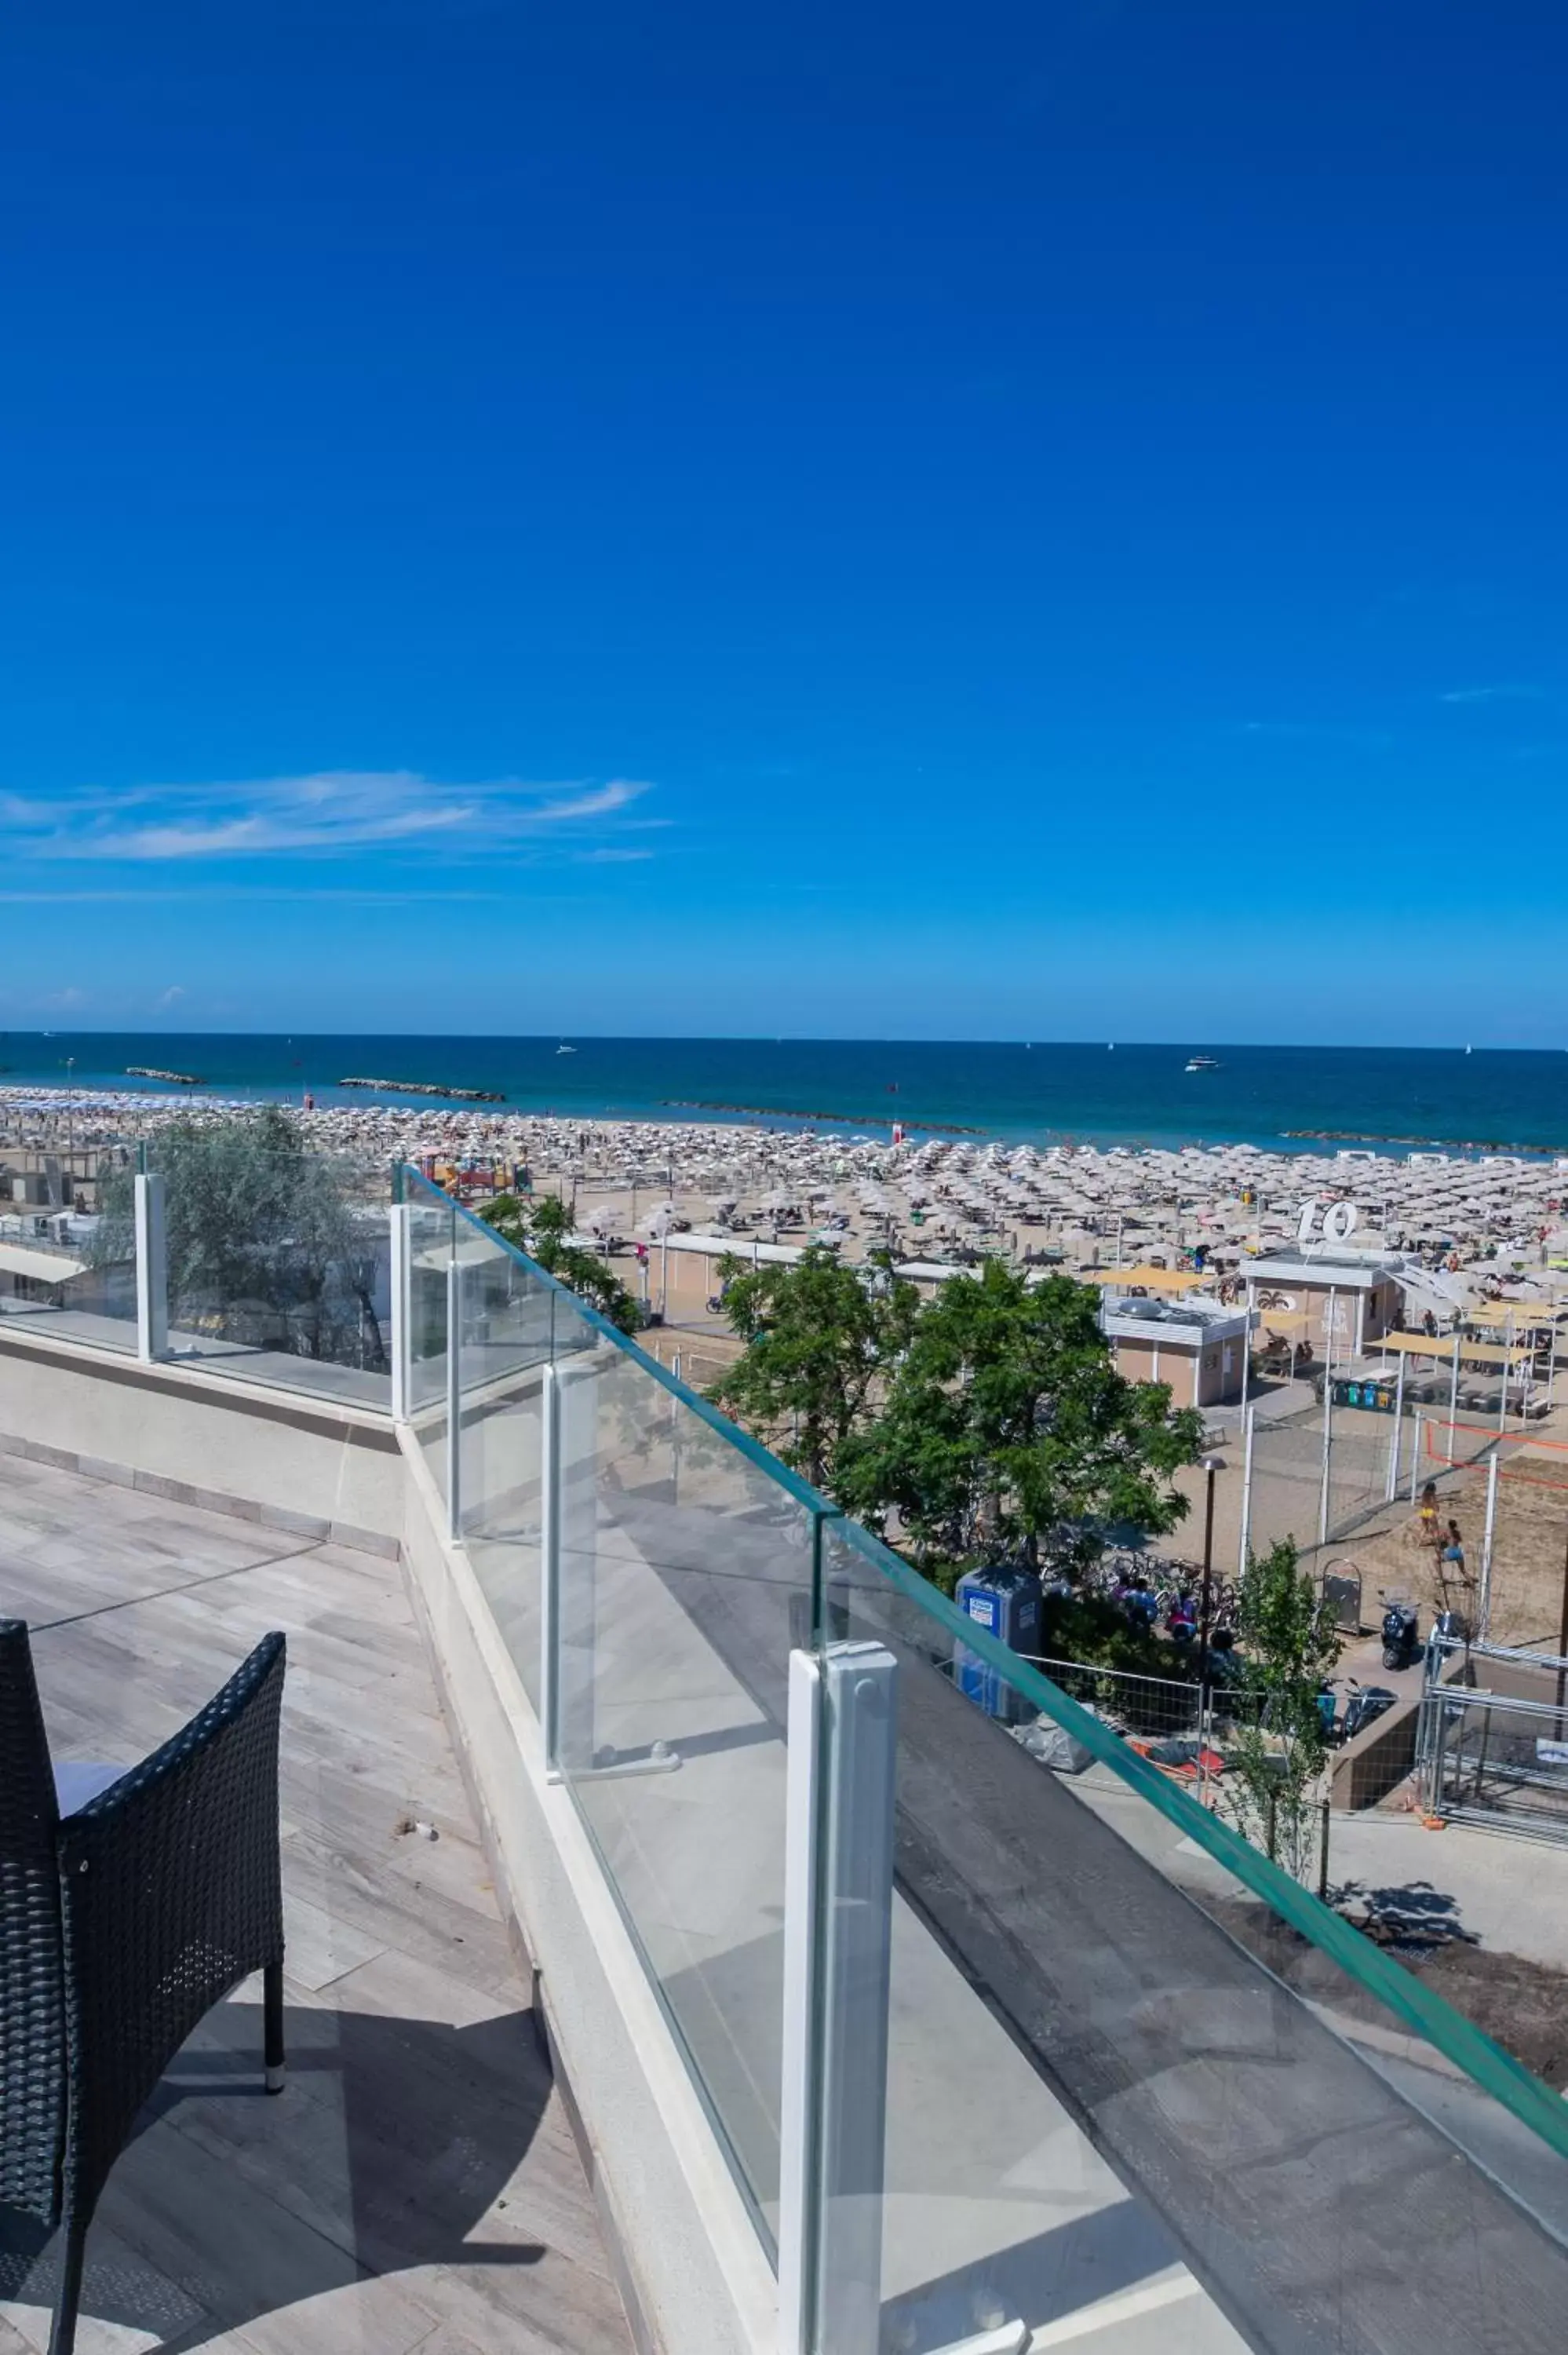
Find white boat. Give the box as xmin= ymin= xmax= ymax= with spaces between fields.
xmin=1184 ymin=1055 xmax=1220 ymax=1072
xmin=556 ymin=1043 xmax=576 ymax=1055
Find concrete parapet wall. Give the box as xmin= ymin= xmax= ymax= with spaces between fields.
xmin=0 ymin=1323 xmax=404 ymax=1550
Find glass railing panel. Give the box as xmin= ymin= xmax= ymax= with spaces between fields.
xmin=140 ymin=1137 xmax=394 ymax=1404
xmin=819 ymin=1517 xmax=1568 ymax=2354
xmin=549 ymin=1283 xmax=819 ymax=2247
xmin=0 ymin=1207 xmax=139 ymax=1353
xmin=449 ymin=1203 xmax=552 ymax=1696
xmin=400 ymin=1170 xmax=455 ymax=1511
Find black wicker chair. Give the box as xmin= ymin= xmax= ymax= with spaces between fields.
xmin=1 ymin=1620 xmax=286 ymax=2355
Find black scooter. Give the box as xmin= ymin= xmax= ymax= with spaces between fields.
xmin=1381 ymin=1601 xmax=1421 ymax=1670
xmin=1318 ymin=1678 xmax=1398 ymax=1746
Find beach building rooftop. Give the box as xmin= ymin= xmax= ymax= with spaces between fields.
xmin=1097 ymin=1290 xmax=1255 ymax=1407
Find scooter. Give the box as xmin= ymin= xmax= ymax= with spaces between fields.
xmin=1381 ymin=1600 xmax=1422 ymax=1671
xmin=1318 ymin=1678 xmax=1398 ymax=1746
xmin=1340 ymin=1680 xmax=1398 ymax=1742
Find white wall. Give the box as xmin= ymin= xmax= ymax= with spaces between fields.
xmin=0 ymin=1324 xmax=403 ymax=1550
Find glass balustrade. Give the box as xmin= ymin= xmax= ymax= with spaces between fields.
xmin=398 ymin=1175 xmax=1568 ymax=2355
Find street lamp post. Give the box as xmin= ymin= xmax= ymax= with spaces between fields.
xmin=1197 ymin=1451 xmax=1226 ymax=1693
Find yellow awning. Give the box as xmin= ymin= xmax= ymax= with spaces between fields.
xmin=1088 ymin=1265 xmax=1212 ymax=1294
xmin=1464 ymin=1304 xmax=1563 ymax=1331
xmin=1374 ymin=1330 xmax=1536 ymax=1367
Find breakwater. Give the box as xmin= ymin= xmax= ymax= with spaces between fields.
xmin=339 ymin=1076 xmax=506 ymax=1103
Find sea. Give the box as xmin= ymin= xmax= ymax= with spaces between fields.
xmin=4 ymin=1034 xmax=1568 ymax=1161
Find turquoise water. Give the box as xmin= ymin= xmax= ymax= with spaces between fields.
xmin=3 ymin=1034 xmax=1568 ymax=1159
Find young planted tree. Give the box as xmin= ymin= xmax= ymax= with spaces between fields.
xmin=479 ymin=1190 xmax=642 ymax=1335
xmin=833 ymin=1261 xmax=1202 ymax=1585
xmin=1216 ymin=1538 xmax=1341 ymax=1880
xmin=706 ymin=1246 xmax=921 ymax=1488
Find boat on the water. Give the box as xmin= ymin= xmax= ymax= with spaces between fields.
xmin=1184 ymin=1054 xmax=1221 ymax=1072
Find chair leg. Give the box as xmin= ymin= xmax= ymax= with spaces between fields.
xmin=264 ymin=1957 xmax=286 ymax=2094
xmin=47 ymin=2212 xmax=86 ymax=2355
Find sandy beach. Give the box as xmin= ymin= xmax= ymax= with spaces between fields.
xmin=5 ymin=1084 xmax=1568 ymax=1314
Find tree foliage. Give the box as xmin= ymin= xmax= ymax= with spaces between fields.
xmin=480 ymin=1191 xmax=641 ymax=1334
xmin=1217 ymin=1538 xmax=1340 ymax=1879
xmin=834 ymin=1262 xmax=1202 ymax=1576
xmin=706 ymin=1245 xmax=920 ymax=1488
xmin=93 ymin=1108 xmax=387 ymax=1367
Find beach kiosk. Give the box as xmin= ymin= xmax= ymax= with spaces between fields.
xmin=1238 ymin=1246 xmax=1405 ymax=1361
xmin=1091 ymin=1266 xmax=1255 ymax=1407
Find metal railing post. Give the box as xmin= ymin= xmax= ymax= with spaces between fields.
xmin=133 ymin=1170 xmax=168 ymax=1363
xmin=779 ymin=1641 xmax=901 ymax=2355
xmin=1479 ymin=1452 xmax=1500 ymax=1641
xmin=1385 ymin=1349 xmax=1406 ymax=1500
xmin=388 ymin=1203 xmax=412 ymax=1422
xmin=446 ymin=1255 xmax=463 ymax=1541
xmin=539 ymin=1361 xmax=562 ymax=1777
xmin=1236 ymin=1404 xmax=1256 ymax=1577
xmin=1317 ymin=1287 xmax=1336 ymax=1548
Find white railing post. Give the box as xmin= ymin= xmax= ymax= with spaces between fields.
xmin=1385 ymin=1348 xmax=1406 ymax=1500
xmin=1317 ymin=1286 xmax=1337 ymax=1548
xmin=133 ymin=1170 xmax=168 ymax=1363
xmin=1479 ymin=1452 xmax=1500 ymax=1640
xmin=388 ymin=1203 xmax=412 ymax=1422
xmin=539 ymin=1361 xmax=562 ymax=1776
xmin=1236 ymin=1403 xmax=1256 ymax=1577
xmin=446 ymin=1255 xmax=463 ymax=1541
xmin=779 ymin=1641 xmax=899 ymax=2355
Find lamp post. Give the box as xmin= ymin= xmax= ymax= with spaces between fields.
xmin=1197 ymin=1452 xmax=1226 ymax=1692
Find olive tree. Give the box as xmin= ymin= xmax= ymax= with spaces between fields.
xmin=93 ymin=1108 xmax=388 ymax=1368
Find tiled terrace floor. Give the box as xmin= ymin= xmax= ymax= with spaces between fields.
xmin=0 ymin=1455 xmax=633 ymax=2355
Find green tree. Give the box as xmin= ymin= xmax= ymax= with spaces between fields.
xmin=706 ymin=1245 xmax=921 ymax=1488
xmin=1216 ymin=1538 xmax=1341 ymax=1879
xmin=480 ymin=1190 xmax=642 ymax=1335
xmin=93 ymin=1108 xmax=387 ymax=1367
xmin=835 ymin=1261 xmax=1202 ymax=1580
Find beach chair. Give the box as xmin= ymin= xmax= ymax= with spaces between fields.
xmin=0 ymin=1623 xmax=286 ymax=2354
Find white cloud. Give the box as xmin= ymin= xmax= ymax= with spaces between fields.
xmin=1439 ymin=685 xmax=1546 ymax=705
xmin=575 ymin=846 xmax=655 ymax=864
xmin=155 ymin=984 xmax=186 ymax=1008
xmin=0 ymin=771 xmax=655 ymax=862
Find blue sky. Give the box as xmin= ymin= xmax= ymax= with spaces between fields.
xmin=1 ymin=3 xmax=1564 ymax=1044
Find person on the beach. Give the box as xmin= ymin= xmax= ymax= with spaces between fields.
xmin=1442 ymin=1520 xmax=1464 ymax=1572
xmin=1417 ymin=1481 xmax=1440 ymax=1546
